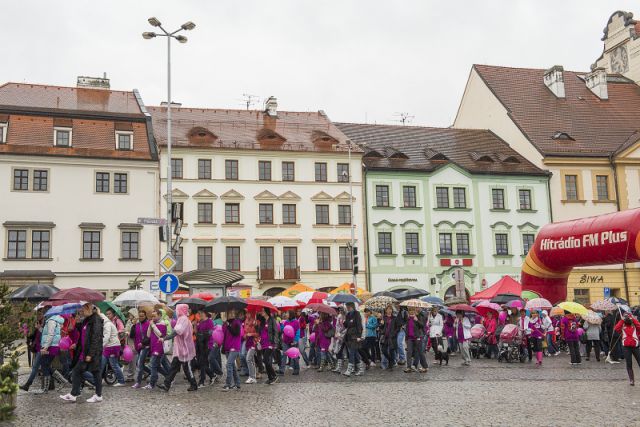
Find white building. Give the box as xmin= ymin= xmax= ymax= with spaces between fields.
xmin=0 ymin=78 xmax=160 ymax=295
xmin=149 ymin=99 xmax=365 ymax=296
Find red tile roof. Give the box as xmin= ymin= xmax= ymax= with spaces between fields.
xmin=336 ymin=123 xmax=547 ymax=176
xmin=148 ymin=107 xmax=362 ymax=154
xmin=0 ymin=83 xmax=144 ymax=118
xmin=473 ymin=64 xmax=640 ymax=157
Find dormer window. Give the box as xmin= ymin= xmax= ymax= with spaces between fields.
xmin=187 ymin=127 xmax=218 ymax=144
xmin=311 ymin=130 xmax=338 ymax=146
xmin=470 ymin=152 xmax=494 ymax=162
xmin=0 ymin=122 xmax=7 ymax=144
xmin=363 ymin=149 xmax=383 ymax=158
xmin=256 ymin=128 xmax=286 ymax=144
xmin=552 ymin=132 xmax=575 ymax=141
xmin=54 ymin=127 xmax=72 ymax=147
xmin=116 ymin=132 xmax=133 ymax=150
xmin=424 ymin=148 xmax=448 ymax=161
xmin=384 ymin=147 xmax=409 ymax=159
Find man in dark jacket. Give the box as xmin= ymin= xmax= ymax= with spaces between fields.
xmin=343 ymin=302 xmax=363 ymax=377
xmin=60 ymin=303 xmax=104 ymax=403
xmin=379 ymin=305 xmax=402 ymax=370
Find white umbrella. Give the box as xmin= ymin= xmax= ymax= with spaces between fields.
xmin=113 ymin=290 xmax=159 ymax=306
xmin=267 ymin=296 xmax=299 ymax=309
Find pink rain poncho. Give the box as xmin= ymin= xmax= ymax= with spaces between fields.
xmin=172 ymin=304 xmax=196 ymax=362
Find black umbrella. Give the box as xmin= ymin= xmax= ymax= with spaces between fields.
xmin=205 ymin=296 xmax=247 ymax=313
xmin=9 ymin=284 xmax=60 ymax=302
xmin=606 ymin=297 xmax=629 ymax=305
xmin=176 ymin=297 xmax=208 ymax=310
xmin=329 ymin=293 xmax=361 ymax=304
xmin=372 ymin=291 xmax=399 ymax=298
xmin=394 ymin=287 xmax=430 ymax=301
xmin=490 ymin=293 xmax=522 ymax=305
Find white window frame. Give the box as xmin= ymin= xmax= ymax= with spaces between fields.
xmin=0 ymin=122 xmax=8 ymax=143
xmin=115 ymin=131 xmax=134 ymax=151
xmin=53 ymin=127 xmax=72 ymax=147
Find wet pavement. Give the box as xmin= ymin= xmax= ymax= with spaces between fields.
xmin=9 ymin=353 xmax=640 ymax=426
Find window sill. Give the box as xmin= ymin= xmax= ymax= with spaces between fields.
xmin=313 ymin=224 xmax=332 ymax=228
xmin=119 ymin=258 xmax=142 ymax=261
xmin=372 ymin=206 xmax=395 ymax=210
xmin=194 ymin=223 xmax=217 ymax=227
xmin=79 ymin=258 xmax=104 ymax=262
xmin=436 ymin=254 xmax=475 ymax=258
xmin=516 ymin=209 xmax=538 ymax=213
xmin=561 ymin=199 xmax=586 ymax=204
xmin=222 ymin=223 xmax=244 ymax=227
xmin=375 ymin=253 xmax=397 ymax=257
xmin=592 ymin=199 xmax=616 ymax=204
xmin=279 ymin=224 xmax=301 ymax=228
xmin=403 ymin=253 xmax=425 ymax=257
xmin=256 ymin=224 xmax=277 ymax=228
xmin=433 ymin=208 xmax=472 ymax=212
xmin=2 ymin=258 xmax=53 ymax=261
xmin=400 ymin=206 xmax=422 ymax=210
xmin=493 ymin=254 xmax=514 ymax=258
xmin=336 ymin=224 xmax=353 ymax=228
xmin=490 ymin=208 xmax=510 ymax=213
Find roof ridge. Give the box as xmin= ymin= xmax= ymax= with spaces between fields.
xmin=147 ymin=105 xmax=325 ymax=116
xmin=335 ymin=122 xmax=489 ymax=133
xmin=473 ymin=64 xmax=590 ymax=75
xmin=4 ymin=82 xmax=134 ymax=95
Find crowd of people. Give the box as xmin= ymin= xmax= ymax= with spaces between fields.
xmin=19 ymin=298 xmax=640 ymax=404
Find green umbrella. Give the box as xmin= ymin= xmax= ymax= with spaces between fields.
xmin=521 ymin=290 xmax=539 ymax=300
xmin=97 ymin=301 xmax=125 ymax=322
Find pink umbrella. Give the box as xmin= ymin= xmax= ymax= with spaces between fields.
xmin=476 ymin=300 xmax=501 ymax=317
xmin=525 ymin=297 xmax=553 ymax=311
xmin=506 ymin=299 xmax=523 ymax=309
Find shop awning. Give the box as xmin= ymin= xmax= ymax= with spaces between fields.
xmin=470 ymin=276 xmax=521 ymax=301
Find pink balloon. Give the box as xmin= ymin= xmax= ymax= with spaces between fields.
xmin=285 ymin=347 xmax=300 ymax=359
xmin=284 ymin=324 xmax=295 ymax=338
xmin=212 ymin=328 xmax=224 ymax=345
xmin=122 ymin=345 xmax=134 ymax=363
xmin=577 ymin=327 xmax=585 ymax=336
xmin=309 ymin=333 xmax=316 ymax=343
xmin=59 ymin=336 xmax=71 ymax=351
xmin=498 ymin=311 xmax=507 ymax=322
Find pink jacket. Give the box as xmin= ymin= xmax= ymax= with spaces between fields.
xmin=172 ymin=304 xmax=196 ymax=362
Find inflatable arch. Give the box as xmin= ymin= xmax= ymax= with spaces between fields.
xmin=522 ymin=209 xmax=640 ymax=303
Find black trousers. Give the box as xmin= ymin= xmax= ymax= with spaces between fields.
xmin=262 ymin=348 xmax=277 ymax=381
xmin=164 ymin=356 xmax=196 ymax=388
xmin=624 ymin=346 xmax=640 ymax=381
xmin=568 ymin=340 xmax=581 ymax=364
xmin=586 ymin=340 xmax=601 ymax=360
xmin=71 ymin=361 xmax=102 ymax=397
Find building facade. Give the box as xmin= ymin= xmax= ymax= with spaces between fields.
xmin=453 ymin=13 xmax=640 ymax=304
xmin=149 ymin=100 xmax=365 ymax=296
xmin=337 ymin=123 xmax=550 ymax=298
xmin=0 ymin=78 xmax=160 ymax=295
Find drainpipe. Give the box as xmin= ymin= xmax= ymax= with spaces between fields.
xmin=363 ymin=166 xmax=372 ymax=292
xmin=545 ymin=172 xmax=554 ymax=223
xmin=610 ymin=152 xmax=630 ymax=301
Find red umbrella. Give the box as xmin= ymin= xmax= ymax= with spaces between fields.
xmin=305 ymin=303 xmax=337 ymax=316
xmin=475 ymin=300 xmax=501 ymax=317
xmin=50 ymin=287 xmax=105 ymax=303
xmin=448 ymin=303 xmax=478 ymax=314
xmin=191 ymin=292 xmax=215 ymax=302
xmin=245 ymin=299 xmax=279 ymax=312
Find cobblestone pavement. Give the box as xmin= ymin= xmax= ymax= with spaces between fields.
xmin=9 ymin=354 xmax=640 ymax=426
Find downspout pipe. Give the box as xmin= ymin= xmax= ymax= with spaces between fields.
xmin=610 ymin=152 xmax=630 ymax=302
xmin=363 ymin=165 xmax=372 ymax=292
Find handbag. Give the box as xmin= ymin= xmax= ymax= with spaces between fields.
xmin=163 ymin=338 xmax=173 ymax=355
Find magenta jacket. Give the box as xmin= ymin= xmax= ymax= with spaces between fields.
xmin=149 ymin=322 xmax=167 ymax=356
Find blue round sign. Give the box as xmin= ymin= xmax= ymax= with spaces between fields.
xmin=158 ymin=273 xmax=179 ymax=294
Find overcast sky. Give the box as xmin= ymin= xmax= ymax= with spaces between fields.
xmin=1 ymin=1 xmax=636 ymax=126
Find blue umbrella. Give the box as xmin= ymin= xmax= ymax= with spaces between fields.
xmin=329 ymin=294 xmax=361 ymax=304
xmin=422 ymin=296 xmax=444 ymax=306
xmin=45 ymin=303 xmax=82 ymax=317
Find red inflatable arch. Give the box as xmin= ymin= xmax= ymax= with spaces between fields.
xmin=522 ymin=209 xmax=640 ymax=303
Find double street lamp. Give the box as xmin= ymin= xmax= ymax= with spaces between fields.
xmin=142 ymin=17 xmax=195 ymax=255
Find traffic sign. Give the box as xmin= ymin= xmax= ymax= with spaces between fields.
xmin=150 ymin=280 xmax=159 ymax=292
xmin=604 ymin=287 xmax=611 ymax=298
xmin=159 ymin=273 xmax=179 ymax=294
xmin=160 ymin=252 xmax=177 ymax=272
xmin=137 ymin=217 xmax=167 ymax=226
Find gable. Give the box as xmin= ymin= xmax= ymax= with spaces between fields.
xmin=254 ymin=190 xmax=278 ymax=200
xmin=311 ymin=191 xmax=333 ymax=201
xmin=192 ymin=189 xmax=217 ymax=199
xmin=164 ymin=188 xmax=189 ymax=199
xmin=220 ymin=189 xmax=245 ymax=200
xmin=334 ymin=191 xmax=355 ymax=202
xmin=279 ymin=191 xmax=301 ymax=201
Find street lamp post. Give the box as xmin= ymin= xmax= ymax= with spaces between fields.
xmin=347 ymin=140 xmax=356 ymax=288
xmin=143 ymin=17 xmax=195 ymax=256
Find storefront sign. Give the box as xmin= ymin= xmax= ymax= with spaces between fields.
xmin=440 ymin=258 xmax=472 ymax=267
xmin=578 ymin=274 xmax=604 ymax=284
xmin=387 ymin=277 xmax=418 ymax=283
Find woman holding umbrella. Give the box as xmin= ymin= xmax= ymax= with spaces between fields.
xmin=256 ymin=307 xmax=280 ymax=385
xmin=428 ymin=306 xmax=448 ymax=365
xmin=583 ymin=312 xmax=602 ymax=362
xmin=222 ymin=309 xmax=243 ymax=391
xmin=343 ymin=301 xmax=364 ymax=377
xmin=158 ymin=304 xmax=198 ymax=392
xmin=528 ymin=310 xmax=545 ymax=366
xmin=453 ymin=310 xmax=472 ymax=366
xmin=483 ymin=311 xmax=498 ymax=360
xmin=314 ymin=311 xmax=336 ymax=372
xmin=379 ymin=305 xmax=401 ymax=370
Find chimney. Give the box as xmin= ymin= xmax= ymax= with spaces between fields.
xmin=264 ymin=96 xmax=278 ymax=117
xmin=585 ymin=67 xmax=608 ymax=100
xmin=77 ymin=74 xmax=110 ymax=90
xmin=543 ymin=65 xmax=565 ymax=98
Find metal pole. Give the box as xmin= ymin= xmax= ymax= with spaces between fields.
xmin=349 ymin=141 xmax=356 ymax=287
xmin=166 ymin=35 xmax=172 ymax=255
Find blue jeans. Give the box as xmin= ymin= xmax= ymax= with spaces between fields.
xmin=149 ymin=355 xmax=169 ymax=387
xmin=347 ymin=345 xmax=361 ymax=365
xmin=397 ymin=330 xmax=406 ymax=362
xmin=40 ymin=353 xmax=54 ymax=377
xmin=25 ymin=352 xmax=42 ymax=385
xmin=225 ymin=351 xmax=240 ymax=387
xmin=239 ymin=341 xmax=248 ymax=375
xmin=546 ymin=333 xmax=557 ymax=355
xmin=209 ymin=346 xmax=223 ymax=376
xmin=280 ymin=342 xmax=300 ymax=374
xmin=298 ymin=336 xmax=310 ymax=366
xmin=59 ymin=350 xmax=71 ymax=379
xmin=135 ymin=347 xmax=150 ymax=383
xmin=101 ymin=355 xmax=125 ymax=384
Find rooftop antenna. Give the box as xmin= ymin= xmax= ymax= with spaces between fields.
xmin=241 ymin=93 xmax=259 ymax=110
xmin=393 ymin=112 xmax=414 ymax=125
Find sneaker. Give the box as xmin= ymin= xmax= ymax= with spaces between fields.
xmin=86 ymin=394 xmax=103 ymax=403
xmin=113 ymin=382 xmax=125 ymax=387
xmin=231 ymin=385 xmax=240 ymax=391
xmin=142 ymin=384 xmax=153 ymax=390
xmin=157 ymin=383 xmax=170 ymax=392
xmin=222 ymin=385 xmax=231 ymax=392
xmin=419 ymin=368 xmax=428 ymax=373
xmin=370 ymin=362 xmax=376 ymax=367
xmin=403 ymin=368 xmax=413 ymax=373
xmin=131 ymin=383 xmax=141 ymax=389
xmin=270 ymin=376 xmax=279 ymax=384
xmin=59 ymin=393 xmax=76 ymax=402
xmin=397 ymin=360 xmax=406 ymax=365
xmin=245 ymin=377 xmax=257 ymax=384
